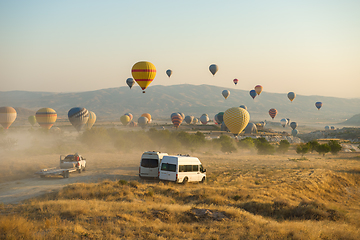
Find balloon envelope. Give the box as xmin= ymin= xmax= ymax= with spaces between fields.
xmin=85 ymin=111 xmax=96 ymax=130
xmin=233 ymin=79 xmax=238 ymax=85
xmin=184 ymin=116 xmax=194 ymax=124
xmin=315 ymin=102 xmax=322 ymax=110
xmin=250 ymin=90 xmax=257 ymax=99
xmin=36 ymin=108 xmax=57 ymax=130
xmin=255 ymin=85 xmax=263 ymax=95
xmin=269 ymin=108 xmax=278 ymax=119
xmin=171 ymin=113 xmax=183 ymax=128
xmin=291 ymin=129 xmax=298 ymax=137
xmin=129 ymin=121 xmax=137 ymax=127
xmin=120 ymin=115 xmax=131 ymax=126
xmin=126 ymin=78 xmax=135 ymax=89
xmin=200 ymin=115 xmax=209 ymax=125
xmin=124 ymin=113 xmax=133 ymax=121
xmin=239 ymin=105 xmax=247 ymax=110
xmin=68 ymin=107 xmax=89 ymax=131
xmin=222 ymin=90 xmax=230 ymax=99
xmin=28 ymin=115 xmax=37 ymax=126
xmin=166 ymin=69 xmax=172 ymax=77
xmin=244 ymin=123 xmax=257 ymax=134
xmin=223 ymin=107 xmax=250 ymax=136
xmin=290 ymin=122 xmax=298 ymax=130
xmin=325 ymin=126 xmax=330 ymax=130
xmin=178 ymin=112 xmax=185 ymax=120
xmin=131 ymin=61 xmax=156 ymax=93
xmin=280 ymin=118 xmax=288 ymax=127
xmin=209 ymin=64 xmax=218 ymax=75
xmin=138 ymin=116 xmax=148 ymax=128
xmin=288 ymin=92 xmax=296 ymax=102
xmin=217 ymin=112 xmax=224 ymax=123
xmin=141 ymin=113 xmax=152 ymax=123
xmin=0 ymin=107 xmax=17 ymax=129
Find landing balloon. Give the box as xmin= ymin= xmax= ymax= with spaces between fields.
xmin=28 ymin=115 xmax=37 ymax=127
xmin=120 ymin=115 xmax=131 ymax=126
xmin=269 ymin=108 xmax=278 ymax=119
xmin=171 ymin=113 xmax=183 ymax=128
xmin=184 ymin=116 xmax=194 ymax=125
xmin=126 ymin=78 xmax=135 ymax=89
xmin=223 ymin=107 xmax=250 ymax=136
xmin=166 ymin=69 xmax=172 ymax=78
xmin=36 ymin=108 xmax=57 ymax=130
xmin=217 ymin=112 xmax=224 ymax=123
xmin=85 ymin=111 xmax=96 ymax=130
xmin=250 ymin=90 xmax=257 ymax=99
xmin=68 ymin=107 xmax=89 ymax=131
xmin=131 ymin=61 xmax=156 ymax=93
xmin=209 ymin=64 xmax=218 ymax=76
xmin=291 ymin=129 xmax=298 ymax=137
xmin=200 ymin=115 xmax=209 ymax=125
xmin=141 ymin=113 xmax=152 ymax=123
xmin=138 ymin=116 xmax=148 ymax=128
xmin=178 ymin=112 xmax=185 ymax=120
xmin=124 ymin=113 xmax=133 ymax=121
xmin=129 ymin=121 xmax=137 ymax=127
xmin=222 ymin=90 xmax=230 ymax=99
xmin=244 ymin=123 xmax=257 ymax=134
xmin=0 ymin=107 xmax=17 ymax=129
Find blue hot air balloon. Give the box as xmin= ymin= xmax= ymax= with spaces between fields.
xmin=68 ymin=107 xmax=89 ymax=131
xmin=250 ymin=90 xmax=257 ymax=99
xmin=315 ymin=102 xmax=323 ymax=110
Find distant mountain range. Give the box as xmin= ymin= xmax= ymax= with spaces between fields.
xmin=1 ymin=84 xmax=360 ymax=125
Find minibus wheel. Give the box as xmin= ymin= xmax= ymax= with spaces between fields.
xmin=200 ymin=177 xmax=205 ymax=183
xmin=183 ymin=177 xmax=188 ymax=185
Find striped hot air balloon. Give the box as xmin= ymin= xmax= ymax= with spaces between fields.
xmin=223 ymin=107 xmax=250 ymax=136
xmin=0 ymin=107 xmax=17 ymax=129
xmin=268 ymin=108 xmax=278 ymax=119
xmin=85 ymin=111 xmax=96 ymax=130
xmin=171 ymin=113 xmax=183 ymax=128
xmin=36 ymin=108 xmax=57 ymax=130
xmin=131 ymin=61 xmax=156 ymax=93
xmin=68 ymin=107 xmax=89 ymax=132
xmin=124 ymin=113 xmax=133 ymax=121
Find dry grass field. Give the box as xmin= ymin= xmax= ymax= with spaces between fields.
xmin=0 ymin=145 xmax=360 ymax=239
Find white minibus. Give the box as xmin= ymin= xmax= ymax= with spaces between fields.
xmin=139 ymin=151 xmax=168 ymax=178
xmin=159 ymin=155 xmax=206 ymax=184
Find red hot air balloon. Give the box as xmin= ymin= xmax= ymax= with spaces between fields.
xmin=269 ymin=108 xmax=278 ymax=119
xmin=233 ymin=79 xmax=238 ymax=85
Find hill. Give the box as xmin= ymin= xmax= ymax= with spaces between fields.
xmin=340 ymin=113 xmax=360 ymax=126
xmin=1 ymin=84 xmax=360 ymax=123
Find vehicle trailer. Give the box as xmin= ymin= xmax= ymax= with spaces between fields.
xmin=35 ymin=167 xmax=77 ymax=178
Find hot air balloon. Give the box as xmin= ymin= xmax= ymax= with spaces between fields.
xmin=126 ymin=78 xmax=135 ymax=89
xmin=68 ymin=107 xmax=89 ymax=132
xmin=286 ymin=118 xmax=291 ymax=125
xmin=223 ymin=107 xmax=250 ymax=136
xmin=184 ymin=116 xmax=194 ymax=124
xmin=222 ymin=90 xmax=230 ymax=99
xmin=244 ymin=123 xmax=257 ymax=134
xmin=214 ymin=114 xmax=222 ymax=125
xmin=171 ymin=113 xmax=183 ymax=128
xmin=129 ymin=121 xmax=137 ymax=127
xmin=287 ymin=92 xmax=296 ymax=102
xmin=217 ymin=112 xmax=224 ymax=123
xmin=250 ymin=90 xmax=257 ymax=99
xmin=239 ymin=105 xmax=247 ymax=110
xmin=209 ymin=64 xmax=218 ymax=76
xmin=331 ymin=126 xmax=335 ymax=130
xmin=170 ymin=113 xmax=179 ymax=119
xmin=166 ymin=69 xmax=172 ymax=78
xmin=200 ymin=115 xmax=209 ymax=125
xmin=28 ymin=115 xmax=37 ymax=127
xmin=0 ymin=107 xmax=17 ymax=130
xmin=255 ymin=85 xmax=263 ymax=95
xmin=290 ymin=122 xmax=298 ymax=130
xmin=120 ymin=115 xmax=131 ymax=126
xmin=325 ymin=126 xmax=330 ymax=130
xmin=280 ymin=118 xmax=288 ymax=128
xmin=36 ymin=108 xmax=57 ymax=130
xmin=221 ymin=121 xmax=228 ymax=131
xmin=291 ymin=129 xmax=298 ymax=137
xmin=138 ymin=116 xmax=148 ymax=128
xmin=85 ymin=111 xmax=96 ymax=130
xmin=178 ymin=112 xmax=185 ymax=120
xmin=131 ymin=61 xmax=156 ymax=93
xmin=260 ymin=121 xmax=266 ymax=127
xmin=124 ymin=113 xmax=133 ymax=121
xmin=315 ymin=102 xmax=322 ymax=110
xmin=141 ymin=113 xmax=152 ymax=123
xmin=233 ymin=79 xmax=238 ymax=85
xmin=193 ymin=118 xmax=199 ymax=124
xmin=269 ymin=108 xmax=278 ymax=119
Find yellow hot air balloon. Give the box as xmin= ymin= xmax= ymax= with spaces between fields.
xmin=0 ymin=107 xmax=17 ymax=129
xmin=35 ymin=108 xmax=57 ymax=130
xmin=85 ymin=111 xmax=96 ymax=130
xmin=28 ymin=115 xmax=37 ymax=126
xmin=255 ymin=85 xmax=263 ymax=95
xmin=141 ymin=113 xmax=152 ymax=123
xmin=120 ymin=115 xmax=131 ymax=126
xmin=131 ymin=61 xmax=156 ymax=93
xmin=223 ymin=107 xmax=250 ymax=136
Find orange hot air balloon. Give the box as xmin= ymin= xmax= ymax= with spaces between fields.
xmin=0 ymin=107 xmax=17 ymax=129
xmin=141 ymin=113 xmax=152 ymax=123
xmin=268 ymin=108 xmax=278 ymax=119
xmin=131 ymin=61 xmax=156 ymax=93
xmin=255 ymin=85 xmax=263 ymax=95
xmin=36 ymin=108 xmax=57 ymax=130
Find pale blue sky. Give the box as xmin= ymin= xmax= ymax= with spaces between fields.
xmin=1 ymin=0 xmax=359 ymax=98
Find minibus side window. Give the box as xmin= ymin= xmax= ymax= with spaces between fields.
xmin=161 ymin=163 xmax=168 ymax=171
xmin=193 ymin=165 xmax=199 ymax=172
xmin=179 ymin=165 xmax=185 ymax=172
xmin=185 ymin=165 xmax=192 ymax=172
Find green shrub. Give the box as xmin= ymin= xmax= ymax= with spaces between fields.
xmin=237 ymin=137 xmax=255 ymax=149
xmin=277 ymin=140 xmax=290 ymax=154
xmin=328 ymin=140 xmax=342 ymax=155
xmin=254 ymin=138 xmax=275 ymax=155
xmin=296 ymin=144 xmax=309 ymax=156
xmin=315 ymin=143 xmax=331 ymax=156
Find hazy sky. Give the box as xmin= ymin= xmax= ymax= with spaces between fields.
xmin=1 ymin=0 xmax=359 ymax=98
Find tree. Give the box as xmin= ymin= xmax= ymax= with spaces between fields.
xmin=296 ymin=144 xmax=309 ymax=156
xmin=277 ymin=140 xmax=290 ymax=154
xmin=306 ymin=140 xmax=320 ymax=153
xmin=328 ymin=140 xmax=342 ymax=155
xmin=237 ymin=137 xmax=255 ymax=149
xmin=315 ymin=143 xmax=331 ymax=156
xmin=254 ymin=137 xmax=275 ymax=155
xmin=218 ymin=135 xmax=237 ymax=153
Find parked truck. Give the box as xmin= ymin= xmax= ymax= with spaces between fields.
xmin=35 ymin=153 xmax=86 ymax=178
